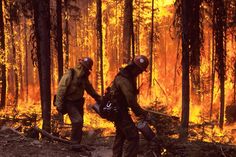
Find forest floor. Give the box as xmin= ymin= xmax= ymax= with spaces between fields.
xmin=2 ymin=106 xmax=236 ymax=157
xmin=1 ymin=125 xmax=236 ymax=157
xmin=0 ymin=126 xmax=113 ymax=157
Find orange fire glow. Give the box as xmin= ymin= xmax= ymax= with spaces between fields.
xmin=1 ymin=0 xmax=236 ymax=145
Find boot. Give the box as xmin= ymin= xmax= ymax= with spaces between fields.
xmin=71 ymin=122 xmax=83 ymax=144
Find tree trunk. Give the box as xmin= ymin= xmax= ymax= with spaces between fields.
xmin=33 ymin=0 xmax=51 ymax=132
xmin=234 ymin=60 xmax=236 ymax=103
xmin=210 ymin=17 xmax=215 ymax=120
xmin=64 ymin=0 xmax=69 ymax=70
xmin=9 ymin=9 xmax=18 ymax=107
xmin=56 ymin=0 xmax=63 ymax=81
xmin=190 ymin=0 xmax=201 ymax=106
xmin=123 ymin=0 xmax=133 ymax=64
xmin=97 ymin=0 xmax=104 ymax=95
xmin=149 ymin=0 xmax=154 ymax=88
xmin=56 ymin=0 xmax=64 ymax=123
xmin=16 ymin=23 xmax=23 ymax=100
xmin=180 ymin=0 xmax=191 ymax=140
xmin=214 ymin=0 xmax=226 ymax=129
xmin=0 ymin=0 xmax=6 ymax=109
xmin=24 ymin=18 xmax=29 ymax=102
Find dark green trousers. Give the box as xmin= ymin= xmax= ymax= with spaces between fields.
xmin=112 ymin=112 xmax=139 ymax=157
xmin=65 ymin=99 xmax=84 ymax=143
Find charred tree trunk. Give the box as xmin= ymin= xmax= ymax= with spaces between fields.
xmin=33 ymin=0 xmax=51 ymax=132
xmin=56 ymin=0 xmax=63 ymax=81
xmin=123 ymin=0 xmax=133 ymax=63
xmin=190 ymin=0 xmax=201 ymax=106
xmin=9 ymin=9 xmax=18 ymax=107
xmin=97 ymin=0 xmax=104 ymax=95
xmin=64 ymin=0 xmax=69 ymax=70
xmin=180 ymin=0 xmax=191 ymax=140
xmin=135 ymin=0 xmax=141 ymax=87
xmin=214 ymin=0 xmax=226 ymax=129
xmin=24 ymin=18 xmax=29 ymax=102
xmin=0 ymin=0 xmax=6 ymax=109
xmin=210 ymin=13 xmax=215 ymax=120
xmin=18 ymin=25 xmax=23 ymax=100
xmin=234 ymin=61 xmax=236 ymax=103
xmin=56 ymin=0 xmax=64 ymax=123
xmin=149 ymin=0 xmax=154 ymax=88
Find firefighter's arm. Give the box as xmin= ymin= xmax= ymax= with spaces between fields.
xmin=118 ymin=78 xmax=147 ymax=117
xmin=55 ymin=72 xmax=71 ymax=110
xmin=85 ymin=78 xmax=101 ymax=102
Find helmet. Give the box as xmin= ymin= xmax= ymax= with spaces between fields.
xmin=80 ymin=57 xmax=93 ymax=70
xmin=133 ymin=55 xmax=149 ymax=71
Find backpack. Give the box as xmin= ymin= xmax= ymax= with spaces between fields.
xmin=99 ymin=82 xmax=120 ymax=122
xmin=53 ymin=68 xmax=75 ymax=114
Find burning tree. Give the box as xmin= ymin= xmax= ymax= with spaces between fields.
xmin=1 ymin=0 xmax=236 ymax=156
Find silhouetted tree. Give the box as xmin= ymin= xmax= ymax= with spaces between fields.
xmin=96 ymin=0 xmax=104 ymax=95
xmin=64 ymin=0 xmax=69 ymax=70
xmin=0 ymin=0 xmax=6 ymax=109
xmin=149 ymin=0 xmax=154 ymax=88
xmin=9 ymin=2 xmax=19 ymax=106
xmin=213 ymin=0 xmax=226 ymax=129
xmin=190 ymin=0 xmax=202 ymax=106
xmin=33 ymin=0 xmax=51 ymax=132
xmin=56 ymin=0 xmax=63 ymax=81
xmin=180 ymin=0 xmax=191 ymax=140
xmin=123 ymin=0 xmax=133 ymax=63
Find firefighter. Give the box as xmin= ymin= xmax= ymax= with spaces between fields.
xmin=55 ymin=57 xmax=101 ymax=144
xmin=112 ymin=55 xmax=150 ymax=157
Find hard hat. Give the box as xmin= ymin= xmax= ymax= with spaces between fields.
xmin=80 ymin=57 xmax=93 ymax=70
xmin=133 ymin=55 xmax=149 ymax=71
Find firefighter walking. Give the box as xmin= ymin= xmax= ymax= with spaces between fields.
xmin=55 ymin=57 xmax=101 ymax=144
xmin=111 ymin=55 xmax=150 ymax=157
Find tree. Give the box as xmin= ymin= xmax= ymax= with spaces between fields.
xmin=180 ymin=0 xmax=191 ymax=140
xmin=9 ymin=2 xmax=19 ymax=106
xmin=0 ymin=0 xmax=6 ymax=109
xmin=64 ymin=0 xmax=69 ymax=70
xmin=24 ymin=17 xmax=29 ymax=102
xmin=149 ymin=0 xmax=154 ymax=88
xmin=213 ymin=0 xmax=226 ymax=129
xmin=97 ymin=0 xmax=104 ymax=95
xmin=190 ymin=0 xmax=201 ymax=106
xmin=33 ymin=0 xmax=51 ymax=132
xmin=123 ymin=0 xmax=133 ymax=63
xmin=56 ymin=0 xmax=63 ymax=81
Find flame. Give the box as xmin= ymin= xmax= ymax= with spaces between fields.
xmin=2 ymin=0 xmax=236 ymax=146
xmin=157 ymin=0 xmax=175 ymax=19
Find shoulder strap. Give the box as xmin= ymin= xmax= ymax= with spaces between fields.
xmin=67 ymin=68 xmax=75 ymax=87
xmin=117 ymin=71 xmax=138 ymax=94
xmin=70 ymin=68 xmax=75 ymax=82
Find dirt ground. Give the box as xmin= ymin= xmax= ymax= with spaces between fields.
xmin=2 ymin=115 xmax=236 ymax=157
xmin=0 ymin=126 xmax=161 ymax=157
xmin=0 ymin=127 xmax=113 ymax=157
xmin=2 ymin=126 xmax=236 ymax=157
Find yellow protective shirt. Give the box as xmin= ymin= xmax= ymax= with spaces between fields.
xmin=55 ymin=64 xmax=100 ymax=109
xmin=115 ymin=73 xmax=147 ymax=117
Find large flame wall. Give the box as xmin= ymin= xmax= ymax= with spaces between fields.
xmin=1 ymin=0 xmax=236 ymax=140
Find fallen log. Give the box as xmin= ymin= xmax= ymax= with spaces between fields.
xmin=145 ymin=109 xmax=180 ymax=120
xmin=0 ymin=126 xmax=24 ymax=136
xmin=34 ymin=127 xmax=94 ymax=152
xmin=34 ymin=127 xmax=74 ymax=144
